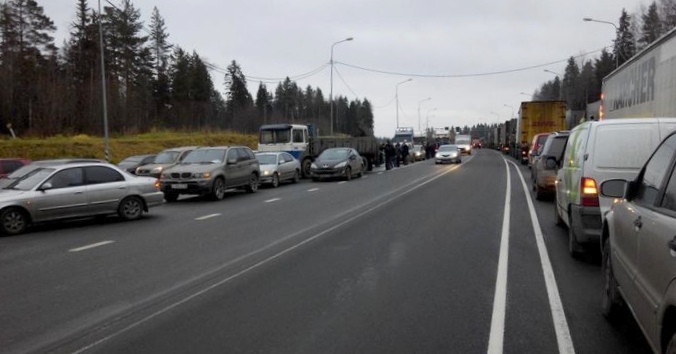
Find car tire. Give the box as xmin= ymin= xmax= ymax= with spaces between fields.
xmin=301 ymin=159 xmax=312 ymax=179
xmin=345 ymin=167 xmax=352 ymax=181
xmin=292 ymin=170 xmax=300 ymax=183
xmin=568 ymin=212 xmax=584 ymax=259
xmin=211 ymin=178 xmax=225 ymax=200
xmin=164 ymin=193 xmax=179 ymax=203
xmin=601 ymin=238 xmax=623 ymax=320
xmin=246 ymin=174 xmax=259 ymax=193
xmin=1 ymin=207 xmax=29 ymax=235
xmin=271 ymin=173 xmax=279 ymax=188
xmin=118 ymin=196 xmax=143 ymax=221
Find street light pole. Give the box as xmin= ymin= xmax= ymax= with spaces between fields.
xmin=98 ymin=0 xmax=110 ymax=162
xmin=417 ymin=97 xmax=431 ymax=132
xmin=425 ymin=108 xmax=437 ymax=131
xmin=583 ymin=17 xmax=619 ymax=68
xmin=330 ymin=37 xmax=353 ymax=136
xmin=395 ymin=78 xmax=412 ymax=129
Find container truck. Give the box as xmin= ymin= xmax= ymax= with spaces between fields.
xmin=516 ymin=101 xmax=567 ymax=164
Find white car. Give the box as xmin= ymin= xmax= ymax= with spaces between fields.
xmin=255 ymin=152 xmax=301 ymax=187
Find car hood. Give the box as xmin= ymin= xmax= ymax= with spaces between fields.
xmin=164 ymin=163 xmax=222 ymax=174
xmin=138 ymin=163 xmax=174 ymax=171
xmin=315 ymin=158 xmax=348 ymax=166
xmin=0 ymin=189 xmax=29 ymax=201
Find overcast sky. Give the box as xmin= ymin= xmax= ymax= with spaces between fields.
xmin=43 ymin=0 xmax=644 ymax=137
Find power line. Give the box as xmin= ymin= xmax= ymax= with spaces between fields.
xmin=333 ymin=65 xmax=359 ymax=98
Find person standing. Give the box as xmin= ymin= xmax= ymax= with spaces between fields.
xmin=394 ymin=143 xmax=401 ymax=167
xmin=384 ymin=141 xmax=394 ymax=170
xmin=401 ymin=141 xmax=410 ymax=165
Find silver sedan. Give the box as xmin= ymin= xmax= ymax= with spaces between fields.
xmin=0 ymin=163 xmax=164 ymax=235
xmin=256 ymin=152 xmax=301 ymax=187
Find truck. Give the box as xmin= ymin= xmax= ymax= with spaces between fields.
xmin=602 ymin=27 xmax=676 ymax=119
xmin=454 ymin=134 xmax=472 ymax=155
xmin=516 ymin=101 xmax=567 ymax=164
xmin=257 ymin=123 xmax=383 ymax=178
xmin=433 ymin=128 xmax=451 ymax=145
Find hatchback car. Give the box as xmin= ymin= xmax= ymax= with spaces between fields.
xmin=310 ymin=148 xmax=364 ymax=181
xmin=600 ymin=130 xmax=676 ymax=354
xmin=255 ymin=152 xmax=300 ymax=187
xmin=118 ymin=154 xmax=156 ymax=174
xmin=0 ymin=163 xmax=164 ymax=235
xmin=435 ymin=144 xmax=461 ymax=164
xmin=160 ymin=146 xmax=260 ymax=201
xmin=136 ymin=146 xmax=198 ymax=178
xmin=0 ymin=158 xmax=31 ymax=178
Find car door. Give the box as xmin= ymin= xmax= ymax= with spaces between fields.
xmin=280 ymin=153 xmax=294 ymax=180
xmin=631 ymin=134 xmax=676 ymax=341
xmin=557 ymin=124 xmax=588 ymax=225
xmin=32 ymin=167 xmax=88 ymax=221
xmin=84 ymin=166 xmax=128 ymax=214
xmin=224 ymin=148 xmax=243 ymax=188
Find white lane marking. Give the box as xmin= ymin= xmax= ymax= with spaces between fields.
xmin=508 ymin=159 xmax=575 ymax=354
xmin=195 ymin=213 xmax=220 ymax=221
xmin=487 ymin=159 xmax=511 ymax=354
xmin=74 ymin=157 xmax=462 ymax=354
xmin=307 ymin=188 xmax=319 ymax=192
xmin=378 ymin=172 xmax=383 ymax=175
xmin=264 ymin=198 xmax=281 ymax=203
xmin=69 ymin=241 xmax=115 ymax=253
xmin=338 ymin=181 xmax=347 ymax=184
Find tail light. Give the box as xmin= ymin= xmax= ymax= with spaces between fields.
xmin=154 ymin=179 xmax=161 ymax=190
xmin=581 ymin=177 xmax=599 ymax=207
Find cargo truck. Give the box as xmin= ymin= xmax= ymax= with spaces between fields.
xmin=258 ymin=124 xmax=383 ymax=178
xmin=516 ymin=101 xmax=567 ymax=164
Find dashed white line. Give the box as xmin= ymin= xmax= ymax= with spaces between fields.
xmin=307 ymin=188 xmax=319 ymax=192
xmin=265 ymin=198 xmax=281 ymax=203
xmin=195 ymin=213 xmax=221 ymax=221
xmin=69 ymin=241 xmax=115 ymax=253
xmin=337 ymin=181 xmax=347 ymax=184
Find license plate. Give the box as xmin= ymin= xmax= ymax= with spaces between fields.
xmin=172 ymin=183 xmax=187 ymax=189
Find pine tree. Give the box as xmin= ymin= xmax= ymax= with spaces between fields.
xmin=149 ymin=6 xmax=172 ymax=127
xmin=224 ymin=60 xmax=253 ymax=131
xmin=615 ymin=9 xmax=637 ymax=66
xmin=562 ymin=57 xmax=584 ymax=109
xmin=659 ymin=0 xmax=676 ymax=31
xmin=640 ymin=2 xmax=663 ymax=48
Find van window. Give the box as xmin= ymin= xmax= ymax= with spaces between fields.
xmin=546 ymin=137 xmax=567 ymax=158
xmin=593 ymin=126 xmax=654 ymax=169
xmin=292 ymin=129 xmax=304 ymax=143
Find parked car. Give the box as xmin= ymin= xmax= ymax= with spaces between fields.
xmin=0 ymin=158 xmax=106 ymax=189
xmin=411 ymin=144 xmax=426 ymax=161
xmin=554 ymin=118 xmax=676 ymax=258
xmin=0 ymin=158 xmax=31 ymax=178
xmin=0 ymin=163 xmax=164 ymax=235
xmin=255 ymin=152 xmax=300 ymax=188
xmin=118 ymin=154 xmax=156 ymax=174
xmin=136 ymin=146 xmax=198 ymax=178
xmin=600 ymin=129 xmax=676 ymax=354
xmin=435 ymin=144 xmax=461 ymax=164
xmin=160 ymin=146 xmax=260 ymax=202
xmin=531 ymin=131 xmax=569 ymax=200
xmin=528 ymin=132 xmax=551 ymax=168
xmin=310 ymin=147 xmax=364 ymax=181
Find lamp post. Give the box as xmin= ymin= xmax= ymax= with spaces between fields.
xmin=425 ymin=108 xmax=437 ymax=131
xmin=417 ymin=97 xmax=431 ymax=132
xmin=330 ymin=37 xmax=353 ymax=136
xmin=543 ymin=69 xmax=561 ymax=77
xmin=583 ymin=17 xmax=619 ymax=68
xmin=98 ymin=0 xmax=110 ymax=162
xmin=395 ymin=78 xmax=412 ymax=128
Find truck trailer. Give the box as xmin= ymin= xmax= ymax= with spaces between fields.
xmin=516 ymin=101 xmax=567 ymax=164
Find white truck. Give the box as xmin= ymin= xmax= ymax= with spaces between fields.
xmin=454 ymin=134 xmax=472 ymax=155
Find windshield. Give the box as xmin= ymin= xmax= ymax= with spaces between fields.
xmin=438 ymin=145 xmax=458 ymax=152
xmin=119 ymin=156 xmax=143 ymax=165
xmin=5 ymin=164 xmax=42 ymax=179
xmin=319 ymin=149 xmax=350 ymax=160
xmin=183 ymin=149 xmax=226 ymax=164
xmin=256 ymin=154 xmax=277 ymax=165
xmin=155 ymin=151 xmax=180 ymax=164
xmin=260 ymin=128 xmax=291 ymax=144
xmin=7 ymin=167 xmax=55 ymax=191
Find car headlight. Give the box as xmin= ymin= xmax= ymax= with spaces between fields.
xmin=152 ymin=167 xmax=163 ymax=173
xmin=262 ymin=170 xmax=271 ymax=176
xmin=192 ymin=172 xmax=211 ymax=179
xmin=435 ymin=153 xmax=441 ymax=158
xmin=311 ymin=163 xmax=317 ymax=169
xmin=334 ymin=162 xmax=347 ymax=168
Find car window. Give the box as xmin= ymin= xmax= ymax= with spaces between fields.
xmin=184 ymin=149 xmax=226 ymax=164
xmin=155 ymin=151 xmax=179 ymax=164
xmin=142 ymin=156 xmax=156 ymax=164
xmin=237 ymin=148 xmax=251 ymax=162
xmin=635 ymin=134 xmax=676 ymax=206
xmin=256 ymin=154 xmax=277 ymax=165
xmin=47 ymin=168 xmax=84 ymax=189
xmin=84 ymin=166 xmax=125 ymax=185
xmin=661 ymin=166 xmax=676 ymax=212
xmin=292 ymin=129 xmax=304 ymax=143
xmin=546 ymin=136 xmax=568 ymax=159
xmin=226 ymin=148 xmax=239 ymax=163
xmin=283 ymin=153 xmax=294 ymax=162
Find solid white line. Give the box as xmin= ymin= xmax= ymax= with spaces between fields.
xmin=195 ymin=213 xmax=220 ymax=221
xmin=307 ymin=188 xmax=319 ymax=192
xmin=69 ymin=241 xmax=115 ymax=253
xmin=508 ymin=159 xmax=575 ymax=354
xmin=337 ymin=181 xmax=347 ymax=184
xmin=487 ymin=159 xmax=511 ymax=354
xmin=264 ymin=198 xmax=281 ymax=203
xmin=378 ymin=172 xmax=383 ymax=175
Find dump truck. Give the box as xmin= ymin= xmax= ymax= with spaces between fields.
xmin=516 ymin=101 xmax=567 ymax=164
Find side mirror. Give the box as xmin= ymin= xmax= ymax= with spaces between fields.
xmin=349 ymin=155 xmax=356 ymax=161
xmin=545 ymin=157 xmax=557 ymax=169
xmin=39 ymin=182 xmax=53 ymax=191
xmin=600 ymin=179 xmax=627 ymax=198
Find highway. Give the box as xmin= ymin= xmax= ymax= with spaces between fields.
xmin=0 ymin=149 xmax=651 ymax=354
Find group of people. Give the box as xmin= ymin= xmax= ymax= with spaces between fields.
xmin=381 ymin=141 xmax=410 ymax=170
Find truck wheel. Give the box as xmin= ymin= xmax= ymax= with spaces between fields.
xmin=601 ymin=238 xmax=622 ymax=320
xmin=367 ymin=158 xmax=374 ymax=171
xmin=301 ymin=158 xmax=312 ymax=179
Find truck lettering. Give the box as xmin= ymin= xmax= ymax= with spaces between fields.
xmin=606 ymin=56 xmax=655 ymax=112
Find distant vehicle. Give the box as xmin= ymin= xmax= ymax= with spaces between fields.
xmin=310 ymin=147 xmax=364 ymax=181
xmin=0 ymin=158 xmax=106 ymax=189
xmin=554 ymin=118 xmax=676 ymax=258
xmin=118 ymin=154 xmax=156 ymax=174
xmin=0 ymin=163 xmax=163 ymax=236
xmin=454 ymin=134 xmax=472 ymax=155
xmin=528 ymin=132 xmax=551 ymax=168
xmin=435 ymin=144 xmax=461 ymax=164
xmin=255 ymin=152 xmax=300 ymax=187
xmin=160 ymin=146 xmax=260 ymax=202
xmin=0 ymin=158 xmax=31 ymax=178
xmin=531 ymin=131 xmax=568 ymax=200
xmin=517 ymin=101 xmax=567 ymax=164
xmin=600 ymin=129 xmax=676 ymax=354
xmin=136 ymin=146 xmax=198 ymax=178
xmin=257 ymin=124 xmax=382 ymax=178
xmin=392 ymin=127 xmax=415 ymax=164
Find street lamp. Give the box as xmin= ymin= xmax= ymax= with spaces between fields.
xmin=330 ymin=37 xmax=354 ymax=136
xmin=98 ymin=0 xmax=110 ymax=161
xmin=544 ymin=69 xmax=561 ymax=77
xmin=425 ymin=108 xmax=437 ymax=131
xmin=583 ymin=17 xmax=619 ymax=68
xmin=417 ymin=97 xmax=431 ymax=132
xmin=519 ymin=92 xmax=531 ymax=97
xmin=395 ymin=78 xmax=412 ymax=128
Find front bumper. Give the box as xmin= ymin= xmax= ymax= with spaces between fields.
xmin=161 ymin=179 xmax=213 ymax=195
xmin=311 ymin=167 xmax=349 ymax=179
xmin=435 ymin=156 xmax=460 ymax=163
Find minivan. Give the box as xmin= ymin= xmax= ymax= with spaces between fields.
xmin=531 ymin=131 xmax=569 ymax=200
xmin=554 ymin=118 xmax=676 ymax=258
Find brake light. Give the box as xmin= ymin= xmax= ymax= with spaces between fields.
xmin=154 ymin=179 xmax=161 ymax=190
xmin=581 ymin=177 xmax=599 ymax=206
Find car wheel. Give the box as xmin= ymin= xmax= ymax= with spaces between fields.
xmin=1 ymin=207 xmax=29 ymax=235
xmin=271 ymin=173 xmax=280 ymax=188
xmin=601 ymin=238 xmax=622 ymax=320
xmin=211 ymin=178 xmax=225 ymax=200
xmin=118 ymin=196 xmax=143 ymax=221
xmin=164 ymin=193 xmax=179 ymax=203
xmin=568 ymin=212 xmax=584 ymax=259
xmin=554 ymin=203 xmax=564 ymax=227
xmin=246 ymin=174 xmax=259 ymax=193
xmin=301 ymin=159 xmax=312 ymax=179
xmin=292 ymin=170 xmax=300 ymax=183
xmin=357 ymin=165 xmax=363 ymax=178
xmin=345 ymin=167 xmax=352 ymax=181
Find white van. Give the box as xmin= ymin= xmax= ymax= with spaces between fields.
xmin=554 ymin=118 xmax=676 ymax=258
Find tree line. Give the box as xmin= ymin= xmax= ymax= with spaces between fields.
xmin=531 ymin=0 xmax=676 ymax=111
xmin=0 ymin=0 xmax=375 ymax=138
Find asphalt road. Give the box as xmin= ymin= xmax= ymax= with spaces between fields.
xmin=0 ymin=149 xmax=652 ymax=354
